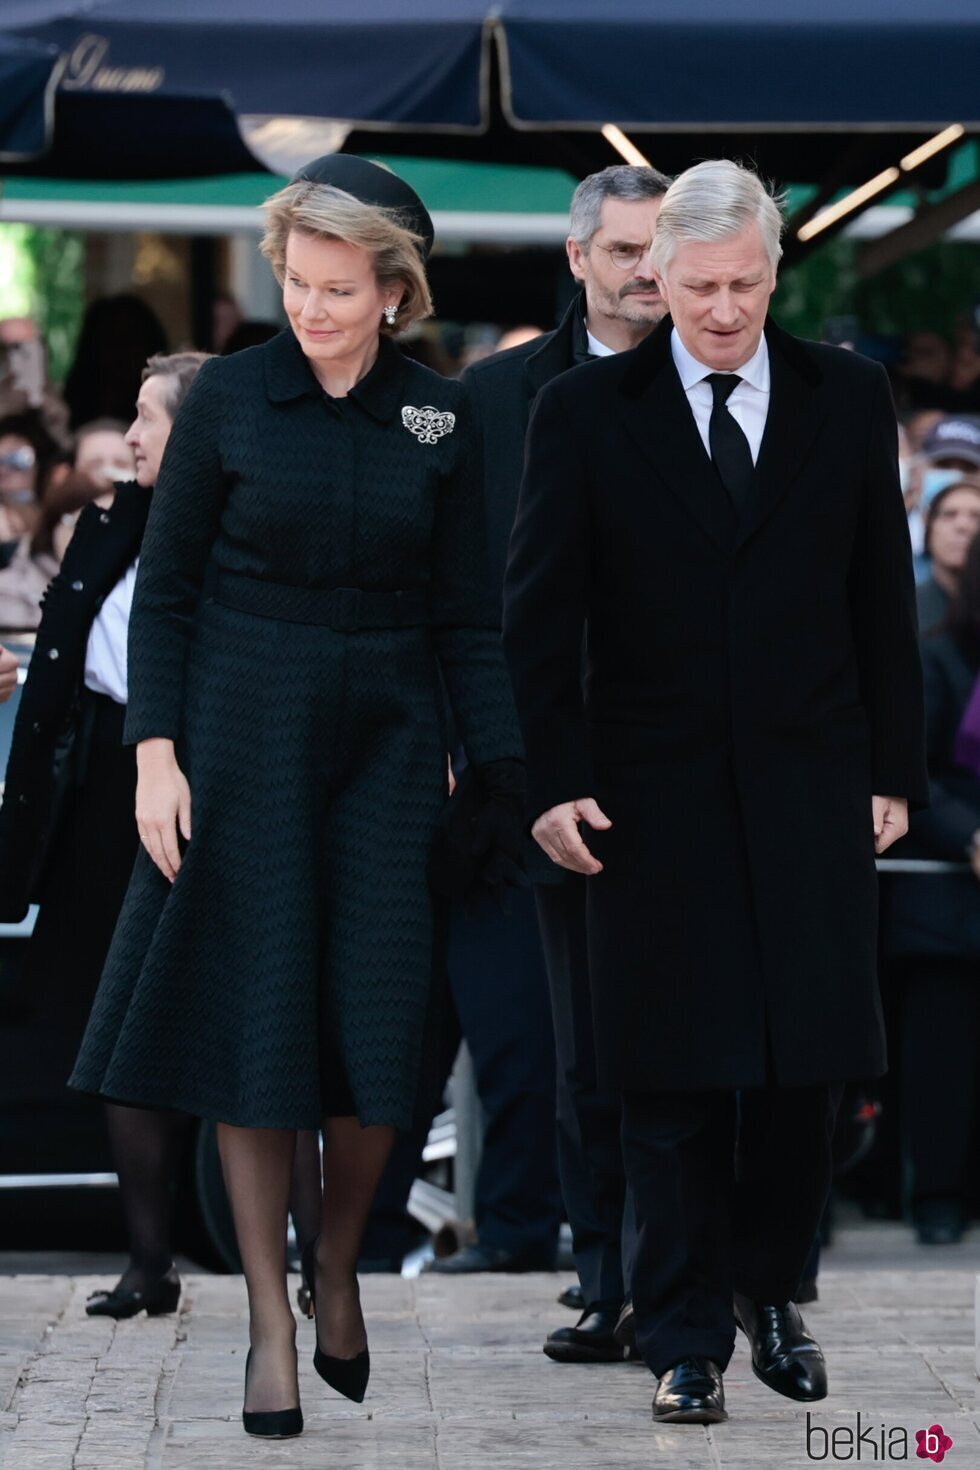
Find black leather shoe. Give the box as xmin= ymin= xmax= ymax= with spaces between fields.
xmin=613 ymin=1297 xmax=636 ymax=1353
xmin=734 ymin=1294 xmax=827 ymax=1402
xmin=913 ymin=1197 xmax=967 ymax=1246
xmin=425 ymin=1243 xmax=534 ymax=1274
xmin=558 ymin=1283 xmax=585 ymax=1311
xmin=86 ymin=1265 xmax=181 ymax=1320
xmin=543 ymin=1304 xmax=625 ymax=1363
xmin=652 ymin=1358 xmax=726 ymax=1424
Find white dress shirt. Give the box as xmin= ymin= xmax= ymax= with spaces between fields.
xmin=585 ymin=323 xmax=617 ymax=359
xmin=670 ymin=328 xmax=770 ymax=465
xmin=83 ymin=559 xmax=138 ymax=706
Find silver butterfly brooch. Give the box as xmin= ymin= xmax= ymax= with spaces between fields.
xmin=401 ymin=405 xmax=456 ymax=445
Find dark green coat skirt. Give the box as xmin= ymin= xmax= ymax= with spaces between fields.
xmin=71 ymin=332 xmax=521 ymax=1130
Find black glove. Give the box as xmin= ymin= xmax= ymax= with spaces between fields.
xmin=428 ymin=758 xmax=529 ymax=907
xmin=467 ymin=759 xmax=529 ymax=904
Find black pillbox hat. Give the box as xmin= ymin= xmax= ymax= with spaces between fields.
xmin=289 ymin=154 xmax=435 ymax=257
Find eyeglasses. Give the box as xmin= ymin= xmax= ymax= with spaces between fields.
xmin=0 ymin=447 xmax=35 ymax=472
xmin=592 ymin=243 xmax=655 ymax=272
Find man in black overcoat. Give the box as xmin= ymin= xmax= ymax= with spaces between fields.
xmin=453 ymin=165 xmax=669 ymax=1361
xmin=503 ymin=160 xmax=927 ymax=1424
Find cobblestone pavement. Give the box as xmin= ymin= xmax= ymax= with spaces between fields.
xmin=2 ymin=1223 xmax=979 ymax=1469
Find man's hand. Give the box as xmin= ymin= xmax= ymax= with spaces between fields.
xmin=872 ymin=794 xmax=908 ymax=855
xmin=531 ymin=797 xmax=612 ymax=875
xmin=0 ymin=645 xmax=18 ymax=703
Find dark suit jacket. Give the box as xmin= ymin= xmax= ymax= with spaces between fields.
xmin=503 ymin=314 xmax=928 ymax=1091
xmin=0 ymin=482 xmax=151 ymax=919
xmin=887 ymin=627 xmax=980 ymax=959
xmin=463 ymin=291 xmax=590 ymax=619
xmin=463 ymin=292 xmax=590 ymax=884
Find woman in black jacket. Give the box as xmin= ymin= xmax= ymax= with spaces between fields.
xmin=887 ymin=528 xmax=980 ymax=1244
xmin=69 ymin=157 xmax=524 ymax=1437
xmin=0 ymin=355 xmax=218 ymax=1314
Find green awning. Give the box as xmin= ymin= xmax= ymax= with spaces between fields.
xmin=0 ymin=157 xmax=580 ymax=243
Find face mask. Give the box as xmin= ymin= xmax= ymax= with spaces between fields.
xmin=921 ymin=467 xmax=966 ymax=508
xmin=87 ymin=460 xmax=136 ymax=483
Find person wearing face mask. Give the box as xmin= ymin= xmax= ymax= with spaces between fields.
xmin=915 ymin=479 xmax=980 ymax=634
xmin=0 ymin=412 xmax=62 ymax=629
xmin=74 ymin=419 xmax=136 ymax=498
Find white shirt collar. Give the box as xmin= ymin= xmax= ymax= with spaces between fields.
xmin=670 ymin=326 xmax=770 ymax=394
xmin=585 ymin=322 xmax=617 ymax=358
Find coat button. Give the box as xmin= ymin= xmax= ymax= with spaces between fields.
xmin=71 ymin=580 xmax=84 ymax=592
xmin=17 ymin=794 xmax=27 ymax=805
xmin=31 ymin=722 xmax=41 ymax=734
xmin=99 ymin=512 xmax=110 ymax=524
xmin=47 ymin=648 xmax=59 ymax=660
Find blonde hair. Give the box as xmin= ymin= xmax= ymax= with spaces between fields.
xmin=260 ymin=181 xmax=434 ymax=333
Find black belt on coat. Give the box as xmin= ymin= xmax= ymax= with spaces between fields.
xmin=212 ymin=569 xmax=429 ymax=631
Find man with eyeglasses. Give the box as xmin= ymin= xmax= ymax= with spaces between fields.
xmin=442 ymin=166 xmax=669 ymax=1364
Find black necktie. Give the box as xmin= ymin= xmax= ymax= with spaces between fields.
xmin=706 ymin=373 xmax=754 ymax=512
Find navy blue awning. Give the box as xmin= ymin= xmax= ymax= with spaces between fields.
xmin=0 ymin=33 xmax=60 ymax=160
xmin=500 ymin=1 xmax=980 ymax=131
xmin=2 ymin=1 xmax=978 ymax=184
xmin=6 ymin=0 xmax=979 ymax=134
xmin=5 ymin=1 xmax=490 ymax=129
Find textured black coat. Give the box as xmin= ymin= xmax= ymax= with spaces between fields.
xmin=0 ymin=483 xmax=151 ymax=919
xmin=71 ymin=331 xmax=522 ymax=1131
xmin=504 ymin=315 xmax=928 ymax=1091
xmin=886 ymin=627 xmax=980 ymax=959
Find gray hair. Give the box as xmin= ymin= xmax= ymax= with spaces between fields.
xmin=142 ymin=351 xmax=212 ymax=421
xmin=650 ymin=160 xmax=785 ymax=276
xmin=569 ymin=164 xmax=672 ymax=247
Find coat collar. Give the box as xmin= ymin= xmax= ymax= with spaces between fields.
xmin=524 ymin=291 xmax=588 ymax=395
xmin=263 ymin=328 xmax=409 ymax=422
xmin=618 ymin=315 xmax=826 ymax=552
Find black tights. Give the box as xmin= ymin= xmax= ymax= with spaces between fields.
xmin=218 ymin=1118 xmax=395 ymax=1414
xmin=104 ymin=1103 xmax=323 ymax=1294
xmin=104 ymin=1102 xmax=190 ymax=1292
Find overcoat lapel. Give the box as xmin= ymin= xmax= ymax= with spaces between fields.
xmin=734 ymin=321 xmax=826 ymax=551
xmin=618 ymin=317 xmax=737 ymax=552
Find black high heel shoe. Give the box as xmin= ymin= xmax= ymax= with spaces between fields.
xmin=86 ymin=1265 xmax=181 ymax=1319
xmin=242 ymin=1348 xmax=303 ymax=1439
xmin=301 ymin=1236 xmax=370 ymax=1403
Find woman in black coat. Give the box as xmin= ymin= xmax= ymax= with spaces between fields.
xmin=0 ymin=354 xmax=207 ymax=1314
xmin=69 ymin=157 xmax=523 ymax=1436
xmin=887 ymin=529 xmax=980 ymax=1244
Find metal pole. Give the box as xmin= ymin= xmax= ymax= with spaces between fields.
xmin=449 ymin=1042 xmax=482 ymax=1225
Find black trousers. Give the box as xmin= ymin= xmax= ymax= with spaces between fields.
xmin=536 ymin=878 xmax=635 ymax=1306
xmin=27 ymin=692 xmax=137 ymax=1022
xmin=622 ymin=1082 xmax=841 ymax=1376
xmin=901 ymin=955 xmax=980 ymax=1203
xmin=449 ymin=888 xmax=563 ymax=1263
